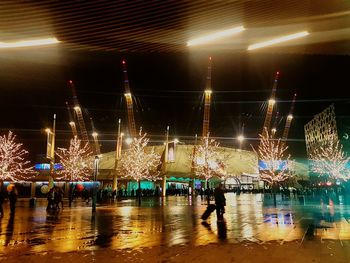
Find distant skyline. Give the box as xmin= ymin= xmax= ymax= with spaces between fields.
xmin=1 ymin=47 xmax=350 ymax=160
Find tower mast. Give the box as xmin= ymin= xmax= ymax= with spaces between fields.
xmin=202 ymin=57 xmax=212 ymax=137
xmin=90 ymin=117 xmax=101 ymax=155
xmin=282 ymin=93 xmax=297 ymax=143
xmin=271 ymin=111 xmax=280 ymax=137
xmin=122 ymin=60 xmax=137 ymax=137
xmin=68 ymin=80 xmax=90 ymax=144
xmin=262 ymin=71 xmax=279 ymax=134
xmin=65 ymin=101 xmax=78 ymax=138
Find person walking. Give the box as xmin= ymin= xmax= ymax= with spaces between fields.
xmin=47 ymin=188 xmax=54 ymax=211
xmin=54 ymin=188 xmax=64 ymax=209
xmin=214 ymin=184 xmax=226 ymax=222
xmin=8 ymin=187 xmax=18 ymax=215
xmin=68 ymin=185 xmax=74 ymax=207
xmin=0 ymin=190 xmax=5 ymax=217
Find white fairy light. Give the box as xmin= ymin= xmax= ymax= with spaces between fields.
xmin=118 ymin=130 xmax=161 ymax=182
xmin=310 ymin=133 xmax=350 ymax=180
xmin=191 ymin=135 xmax=226 ymax=181
xmin=253 ymin=128 xmax=292 ymax=185
xmin=0 ymin=131 xmax=35 ymax=182
xmin=56 ymin=136 xmax=93 ymax=181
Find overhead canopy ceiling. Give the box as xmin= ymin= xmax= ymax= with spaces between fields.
xmin=1 ymin=1 xmax=350 ymax=54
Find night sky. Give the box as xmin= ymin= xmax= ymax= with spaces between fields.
xmin=1 ymin=46 xmax=350 ymax=161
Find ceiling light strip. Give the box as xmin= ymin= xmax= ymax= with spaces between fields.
xmin=187 ymin=26 xmax=245 ymax=46
xmin=247 ymin=31 xmax=309 ymax=50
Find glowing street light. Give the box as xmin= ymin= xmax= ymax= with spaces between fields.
xmin=92 ymin=132 xmax=98 ymax=138
xmin=248 ymin=31 xmax=309 ymax=51
xmin=187 ymin=26 xmax=245 ymax=46
xmin=0 ymin=37 xmax=60 ymax=49
xmin=174 ymin=138 xmax=179 ymax=144
xmin=73 ymin=106 xmax=81 ymax=111
xmin=237 ymin=135 xmax=245 ymax=143
xmin=268 ymin=99 xmax=276 ymax=105
xmin=125 ymin=137 xmax=133 ymax=145
xmin=45 ymin=128 xmax=51 ymax=134
xmin=287 ymin=114 xmax=293 ymax=120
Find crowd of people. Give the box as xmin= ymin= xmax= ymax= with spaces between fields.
xmin=2 ymin=182 xmax=347 ymax=224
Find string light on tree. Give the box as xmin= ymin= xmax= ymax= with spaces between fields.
xmin=253 ymin=128 xmax=292 ymax=185
xmin=310 ymin=133 xmax=350 ymax=181
xmin=118 ymin=130 xmax=161 ymax=182
xmin=191 ymin=135 xmax=226 ymax=181
xmin=56 ymin=136 xmax=94 ymax=181
xmin=191 ymin=135 xmax=226 ymax=205
xmin=0 ymin=131 xmax=35 ymax=182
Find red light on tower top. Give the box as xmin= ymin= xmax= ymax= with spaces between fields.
xmin=209 ymin=56 xmax=212 ymax=60
xmin=122 ymin=60 xmax=126 ymax=64
xmin=276 ymin=71 xmax=280 ymax=75
xmin=69 ymin=80 xmax=73 ymax=84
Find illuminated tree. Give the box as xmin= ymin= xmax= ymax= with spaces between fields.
xmin=56 ymin=136 xmax=93 ymax=181
xmin=309 ymin=134 xmax=350 ymax=181
xmin=0 ymin=131 xmax=34 ymax=182
xmin=191 ymin=135 xmax=226 ymax=205
xmin=253 ymin=128 xmax=292 ymax=185
xmin=191 ymin=136 xmax=225 ymax=180
xmin=117 ymin=131 xmax=161 ymax=204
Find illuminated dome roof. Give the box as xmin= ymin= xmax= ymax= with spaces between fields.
xmin=98 ymin=144 xmax=258 ymax=180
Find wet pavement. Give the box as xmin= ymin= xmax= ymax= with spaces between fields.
xmin=1 ymin=193 xmax=350 ymax=258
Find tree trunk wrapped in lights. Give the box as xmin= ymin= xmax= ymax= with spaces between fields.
xmin=117 ymin=131 xmax=161 ymax=205
xmin=0 ymin=131 xmax=35 ymax=182
xmin=190 ymin=135 xmax=226 ymax=205
xmin=253 ymin=128 xmax=292 ymax=185
xmin=309 ymin=134 xmax=350 ymax=181
xmin=56 ymin=136 xmax=94 ymax=181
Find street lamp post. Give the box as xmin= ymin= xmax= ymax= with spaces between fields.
xmin=35 ymin=114 xmax=56 ymax=208
xmin=236 ymin=134 xmax=245 ymax=195
xmin=113 ymin=118 xmax=122 ymax=192
xmin=191 ymin=134 xmax=198 ymax=196
xmin=92 ymin=155 xmax=99 ymax=213
xmin=162 ymin=126 xmax=169 ymax=198
xmin=237 ymin=134 xmax=245 ymax=150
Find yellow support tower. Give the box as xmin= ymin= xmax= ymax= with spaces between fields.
xmin=202 ymin=57 xmax=212 ymax=137
xmin=68 ymin=80 xmax=90 ymax=144
xmin=282 ymin=93 xmax=297 ymax=143
xmin=113 ymin=118 xmax=123 ymax=191
xmin=271 ymin=111 xmax=280 ymax=137
xmin=65 ymin=101 xmax=78 ymax=138
xmin=122 ymin=60 xmax=137 ymax=137
xmin=90 ymin=117 xmax=101 ymax=155
xmin=262 ymin=71 xmax=279 ymax=134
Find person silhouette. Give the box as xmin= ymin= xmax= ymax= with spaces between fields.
xmin=8 ymin=187 xmax=18 ymax=215
xmin=214 ymin=184 xmax=226 ymax=222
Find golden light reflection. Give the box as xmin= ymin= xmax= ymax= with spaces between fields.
xmin=3 ymin=195 xmax=350 ymax=255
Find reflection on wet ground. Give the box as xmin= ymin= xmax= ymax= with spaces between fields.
xmin=1 ymin=193 xmax=350 ymax=256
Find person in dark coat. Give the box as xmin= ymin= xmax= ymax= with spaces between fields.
xmin=0 ymin=190 xmax=6 ymax=217
xmin=214 ymin=184 xmax=226 ymax=221
xmin=8 ymin=187 xmax=18 ymax=214
xmin=54 ymin=188 xmax=64 ymax=209
xmin=47 ymin=188 xmax=54 ymax=211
